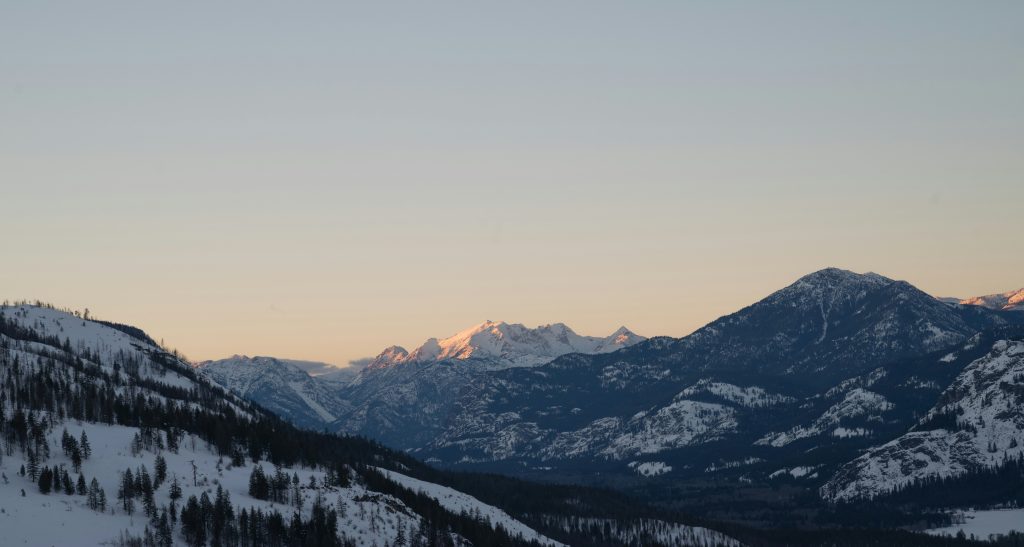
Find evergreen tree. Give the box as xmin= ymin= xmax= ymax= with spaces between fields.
xmin=248 ymin=465 xmax=270 ymax=500
xmin=38 ymin=466 xmax=53 ymax=494
xmin=62 ymin=468 xmax=74 ymax=495
xmin=169 ymin=474 xmax=183 ymax=505
xmin=156 ymin=510 xmax=173 ymax=547
xmin=26 ymin=447 xmax=39 ymax=481
xmin=119 ymin=468 xmax=135 ymax=514
xmin=180 ymin=495 xmax=206 ymax=547
xmin=70 ymin=445 xmax=82 ymax=474
xmin=79 ymin=430 xmax=91 ymax=459
xmin=154 ymin=454 xmax=167 ymax=489
xmin=87 ymin=478 xmax=101 ymax=510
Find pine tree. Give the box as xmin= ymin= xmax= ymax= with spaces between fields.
xmin=119 ymin=469 xmax=135 ymax=514
xmin=88 ymin=478 xmax=101 ymax=510
xmin=181 ymin=495 xmax=206 ymax=547
xmin=38 ymin=466 xmax=52 ymax=494
xmin=76 ymin=474 xmax=88 ymax=496
xmin=293 ymin=481 xmax=304 ymax=511
xmin=154 ymin=454 xmax=167 ymax=489
xmin=165 ymin=429 xmax=178 ymax=454
xmin=79 ymin=431 xmax=91 ymax=459
xmin=249 ymin=465 xmax=269 ymax=500
xmin=169 ymin=474 xmax=183 ymax=505
xmin=157 ymin=510 xmax=173 ymax=547
xmin=62 ymin=468 xmax=74 ymax=495
xmin=70 ymin=446 xmax=82 ymax=474
xmin=26 ymin=447 xmax=39 ymax=481
xmin=61 ymin=429 xmax=73 ymax=455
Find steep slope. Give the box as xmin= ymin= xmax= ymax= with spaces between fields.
xmin=332 ymin=359 xmax=486 ymax=448
xmin=197 ymin=355 xmax=352 ymax=429
xmin=821 ymin=327 xmax=1024 ymax=502
xmin=0 ymin=303 xmax=744 ymax=546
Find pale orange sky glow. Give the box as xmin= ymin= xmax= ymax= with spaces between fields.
xmin=2 ymin=2 xmax=1022 ymax=367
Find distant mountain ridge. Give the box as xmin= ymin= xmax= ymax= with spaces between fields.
xmin=415 ymin=268 xmax=1012 ymax=467
xmin=196 ymin=268 xmax=1024 ymax=526
xmin=200 ymin=321 xmax=647 ymax=447
xmin=949 ymin=288 xmax=1024 ymax=312
xmin=368 ymin=320 xmax=646 ymax=370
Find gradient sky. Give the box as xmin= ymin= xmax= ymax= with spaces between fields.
xmin=2 ymin=2 xmax=1023 ymax=367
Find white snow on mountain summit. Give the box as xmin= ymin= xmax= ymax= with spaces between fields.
xmin=957 ymin=289 xmax=1024 ymax=312
xmin=369 ymin=321 xmax=646 ymax=370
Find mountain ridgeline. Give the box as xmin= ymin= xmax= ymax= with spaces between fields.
xmin=0 ymin=303 xmax=754 ymax=547
xmin=198 ymin=269 xmax=1024 ymax=532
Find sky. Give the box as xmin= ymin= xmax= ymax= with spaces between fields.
xmin=2 ymin=2 xmax=1023 ymax=367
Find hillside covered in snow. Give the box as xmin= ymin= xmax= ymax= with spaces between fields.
xmin=0 ymin=302 xmax=749 ymax=547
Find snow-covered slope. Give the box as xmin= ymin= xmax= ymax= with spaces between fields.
xmin=0 ymin=304 xmax=198 ymax=391
xmin=369 ymin=321 xmax=646 ymax=370
xmin=0 ymin=422 xmax=424 ymax=547
xmin=3 ymin=303 xmax=746 ymax=546
xmin=926 ymin=508 xmax=1024 ymax=539
xmin=0 ymin=305 xmax=448 ymax=546
xmin=538 ymin=515 xmax=743 ymax=547
xmin=377 ymin=468 xmax=564 ymax=546
xmin=756 ymin=388 xmax=894 ymax=448
xmin=197 ymin=355 xmax=351 ymax=429
xmin=822 ymin=336 xmax=1024 ymax=502
xmin=955 ymin=289 xmax=1024 ymax=312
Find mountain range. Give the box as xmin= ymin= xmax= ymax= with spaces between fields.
xmin=0 ymin=302 xmax=753 ymax=546
xmin=9 ymin=267 xmax=1024 ymax=544
xmin=944 ymin=289 xmax=1024 ymax=312
xmin=197 ymin=268 xmax=1024 ymax=529
xmin=365 ymin=320 xmax=646 ymax=370
xmin=199 ymin=322 xmax=646 ymax=447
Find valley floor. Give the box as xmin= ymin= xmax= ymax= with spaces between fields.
xmin=925 ymin=508 xmax=1024 ymax=541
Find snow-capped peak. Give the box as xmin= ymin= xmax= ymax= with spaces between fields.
xmin=608 ymin=326 xmax=644 ymax=346
xmin=789 ymin=267 xmax=892 ymax=292
xmin=368 ymin=345 xmax=411 ymax=368
xmin=372 ymin=320 xmax=646 ymax=369
xmin=955 ymin=288 xmax=1024 ymax=312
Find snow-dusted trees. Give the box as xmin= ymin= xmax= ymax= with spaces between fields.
xmin=154 ymin=454 xmax=167 ymax=489
xmin=87 ymin=477 xmax=107 ymax=511
xmin=37 ymin=466 xmax=53 ymax=493
xmin=118 ymin=468 xmax=136 ymax=515
xmin=180 ymin=495 xmax=205 ymax=547
xmin=80 ymin=430 xmax=91 ymax=459
xmin=248 ymin=464 xmax=270 ymax=500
